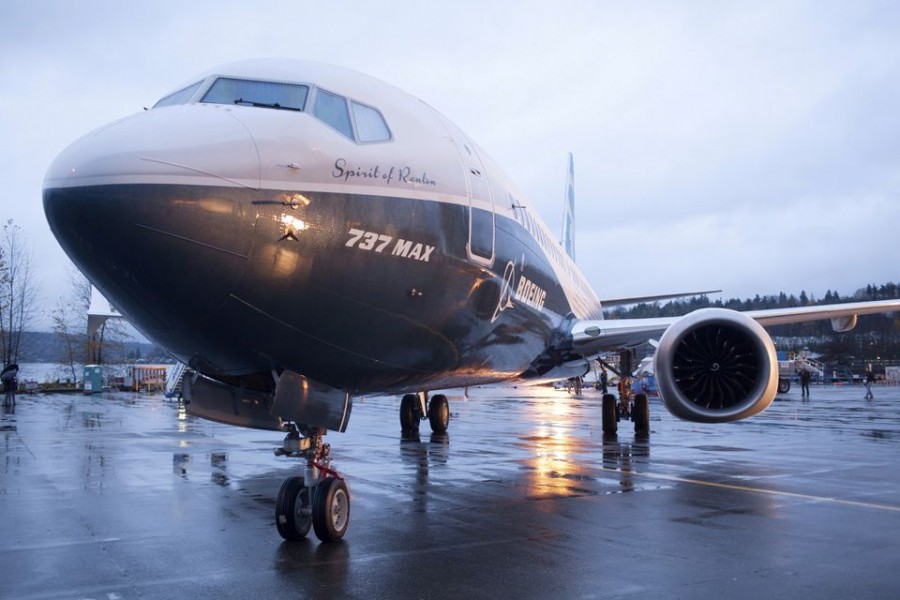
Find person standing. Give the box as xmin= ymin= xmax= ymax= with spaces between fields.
xmin=2 ymin=364 xmax=19 ymax=406
xmin=599 ymin=365 xmax=608 ymax=394
xmin=799 ymin=368 xmax=811 ymax=398
xmin=864 ymin=365 xmax=876 ymax=400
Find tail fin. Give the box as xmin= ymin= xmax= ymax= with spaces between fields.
xmin=561 ymin=152 xmax=576 ymax=261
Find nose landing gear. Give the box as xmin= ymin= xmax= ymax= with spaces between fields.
xmin=275 ymin=425 xmax=350 ymax=543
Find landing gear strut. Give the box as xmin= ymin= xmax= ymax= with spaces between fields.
xmin=599 ymin=349 xmax=651 ymax=437
xmin=275 ymin=425 xmax=350 ymax=543
xmin=400 ymin=391 xmax=450 ymax=434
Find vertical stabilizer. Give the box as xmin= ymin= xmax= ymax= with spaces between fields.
xmin=561 ymin=152 xmax=576 ymax=261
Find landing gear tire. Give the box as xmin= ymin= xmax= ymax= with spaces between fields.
xmin=400 ymin=394 xmax=419 ymax=432
xmin=428 ymin=394 xmax=450 ymax=433
xmin=312 ymin=476 xmax=350 ymax=543
xmin=633 ymin=393 xmax=650 ymax=436
xmin=602 ymin=394 xmax=618 ymax=435
xmin=276 ymin=475 xmax=312 ymax=541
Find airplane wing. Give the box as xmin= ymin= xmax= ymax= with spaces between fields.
xmin=743 ymin=300 xmax=900 ymax=329
xmin=571 ymin=298 xmax=900 ymax=355
xmin=598 ymin=289 xmax=721 ymax=308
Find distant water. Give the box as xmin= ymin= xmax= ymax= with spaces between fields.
xmin=14 ymin=362 xmax=144 ymax=384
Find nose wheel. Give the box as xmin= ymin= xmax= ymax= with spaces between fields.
xmin=275 ymin=475 xmax=312 ymax=540
xmin=312 ymin=476 xmax=350 ymax=541
xmin=275 ymin=427 xmax=350 ymax=543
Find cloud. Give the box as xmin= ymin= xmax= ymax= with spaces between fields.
xmin=582 ymin=191 xmax=900 ymax=301
xmin=2 ymin=0 xmax=899 ymax=327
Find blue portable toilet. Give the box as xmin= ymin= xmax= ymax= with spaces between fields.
xmin=83 ymin=364 xmax=102 ymax=395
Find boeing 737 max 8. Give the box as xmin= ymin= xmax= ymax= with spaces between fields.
xmin=42 ymin=59 xmax=900 ymax=542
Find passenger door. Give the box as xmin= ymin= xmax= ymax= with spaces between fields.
xmin=432 ymin=115 xmax=496 ymax=265
xmin=458 ymin=137 xmax=495 ymax=265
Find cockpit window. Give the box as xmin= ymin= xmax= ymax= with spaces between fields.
xmin=351 ymin=101 xmax=391 ymax=142
xmin=201 ymin=78 xmax=308 ymax=111
xmin=153 ymin=80 xmax=203 ymax=108
xmin=165 ymin=75 xmax=391 ymax=144
xmin=312 ymin=89 xmax=354 ymax=140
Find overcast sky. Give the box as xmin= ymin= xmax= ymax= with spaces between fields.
xmin=3 ymin=0 xmax=899 ymax=328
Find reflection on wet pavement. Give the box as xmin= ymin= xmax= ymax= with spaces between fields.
xmin=1 ymin=385 xmax=899 ymax=598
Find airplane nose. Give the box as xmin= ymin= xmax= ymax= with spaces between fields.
xmin=43 ymin=105 xmax=260 ymax=356
xmin=44 ymin=104 xmax=260 ymax=190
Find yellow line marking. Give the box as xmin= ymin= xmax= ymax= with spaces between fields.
xmin=599 ymin=467 xmax=900 ymax=512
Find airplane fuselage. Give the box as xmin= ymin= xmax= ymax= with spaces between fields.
xmin=44 ymin=59 xmax=601 ymax=395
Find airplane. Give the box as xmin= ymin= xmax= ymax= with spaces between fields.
xmin=43 ymin=58 xmax=900 ymax=543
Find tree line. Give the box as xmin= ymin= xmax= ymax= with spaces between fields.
xmin=606 ymin=283 xmax=900 ymax=363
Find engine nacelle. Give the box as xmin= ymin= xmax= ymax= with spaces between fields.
xmin=654 ymin=308 xmax=778 ymax=423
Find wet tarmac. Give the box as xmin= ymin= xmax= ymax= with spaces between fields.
xmin=2 ymin=383 xmax=899 ymax=599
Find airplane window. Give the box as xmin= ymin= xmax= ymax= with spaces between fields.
xmin=313 ymin=89 xmax=354 ymax=140
xmin=153 ymin=81 xmax=203 ymax=108
xmin=351 ymin=101 xmax=391 ymax=142
xmin=201 ymin=78 xmax=308 ymax=111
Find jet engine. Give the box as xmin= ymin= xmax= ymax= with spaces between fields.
xmin=654 ymin=308 xmax=778 ymax=423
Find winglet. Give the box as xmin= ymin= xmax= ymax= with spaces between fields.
xmin=561 ymin=152 xmax=576 ymax=261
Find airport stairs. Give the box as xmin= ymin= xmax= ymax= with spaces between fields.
xmin=796 ymin=356 xmax=825 ymax=377
xmin=165 ymin=362 xmax=188 ymax=399
xmin=779 ymin=355 xmax=825 ymax=378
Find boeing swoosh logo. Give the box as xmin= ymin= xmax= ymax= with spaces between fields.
xmin=491 ymin=259 xmax=518 ymax=323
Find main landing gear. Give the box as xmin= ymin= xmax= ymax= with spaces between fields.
xmin=601 ymin=392 xmax=650 ymax=436
xmin=600 ymin=349 xmax=650 ymax=437
xmin=400 ymin=392 xmax=450 ymax=434
xmin=274 ymin=425 xmax=350 ymax=543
